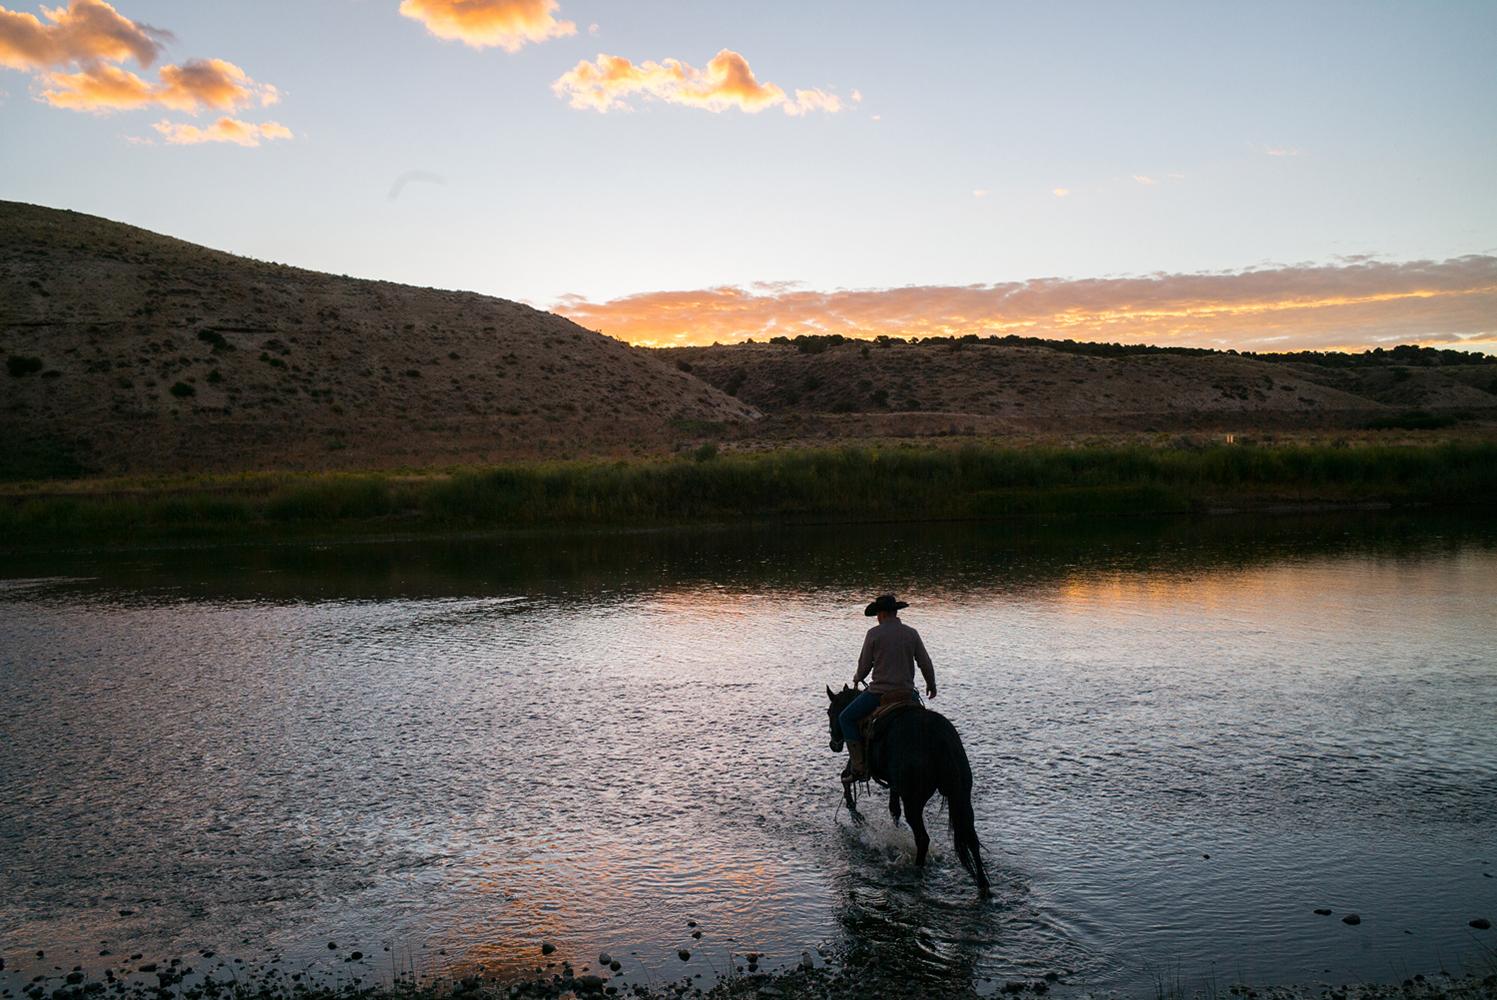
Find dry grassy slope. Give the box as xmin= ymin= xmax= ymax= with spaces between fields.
xmin=659 ymin=341 xmax=1497 ymax=431
xmin=0 ymin=201 xmax=757 ymax=476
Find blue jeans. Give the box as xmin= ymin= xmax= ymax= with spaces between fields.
xmin=839 ymin=691 xmax=881 ymax=743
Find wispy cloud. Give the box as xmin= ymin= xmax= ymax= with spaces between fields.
xmin=553 ymin=257 xmax=1497 ymax=352
xmin=0 ymin=0 xmax=286 ymax=142
xmin=1133 ymin=174 xmax=1157 ymax=185
xmin=1051 ymin=187 xmax=1071 ymax=198
xmin=398 ymin=0 xmax=574 ymax=51
xmin=388 ymin=169 xmax=446 ymax=200
xmin=1265 ymin=146 xmax=1302 ymax=157
xmin=554 ymin=49 xmax=845 ymax=115
xmin=152 ymin=116 xmax=292 ymax=146
xmin=972 ymin=189 xmax=990 ymax=199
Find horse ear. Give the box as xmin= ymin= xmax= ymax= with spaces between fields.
xmin=842 ymin=683 xmax=851 ymax=692
xmin=826 ymin=685 xmax=835 ymax=700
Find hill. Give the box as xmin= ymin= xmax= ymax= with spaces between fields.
xmin=0 ymin=202 xmax=757 ymax=478
xmin=5 ymin=202 xmax=1494 ymax=483
xmin=656 ymin=336 xmax=1497 ymax=441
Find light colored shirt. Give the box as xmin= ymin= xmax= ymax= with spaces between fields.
xmin=854 ymin=616 xmax=935 ymax=694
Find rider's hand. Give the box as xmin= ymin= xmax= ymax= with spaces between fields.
xmin=926 ymin=682 xmax=937 ymax=699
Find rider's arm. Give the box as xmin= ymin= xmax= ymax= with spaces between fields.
xmin=853 ymin=632 xmax=874 ymax=686
xmin=913 ymin=631 xmax=936 ymax=697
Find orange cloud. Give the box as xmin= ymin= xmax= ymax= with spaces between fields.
xmin=1 ymin=1 xmax=286 ymax=142
xmin=398 ymin=0 xmax=575 ymax=51
xmin=39 ymin=56 xmax=275 ymax=111
xmin=553 ymin=257 xmax=1497 ymax=353
xmin=0 ymin=0 xmax=164 ymax=70
xmin=152 ymin=116 xmax=292 ymax=146
xmin=554 ymin=49 xmax=844 ymax=115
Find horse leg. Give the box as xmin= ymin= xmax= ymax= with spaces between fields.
xmin=889 ymin=788 xmax=902 ymax=825
xmin=904 ymin=793 xmax=931 ymax=867
xmin=843 ymin=780 xmax=865 ymax=824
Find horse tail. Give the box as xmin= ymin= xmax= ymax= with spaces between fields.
xmin=936 ymin=719 xmax=991 ymax=895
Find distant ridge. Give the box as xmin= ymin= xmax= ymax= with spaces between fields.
xmin=654 ymin=335 xmax=1497 ymax=437
xmin=0 ymin=202 xmax=757 ymax=478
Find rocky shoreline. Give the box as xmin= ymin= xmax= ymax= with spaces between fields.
xmin=6 ymin=946 xmax=1495 ymax=1000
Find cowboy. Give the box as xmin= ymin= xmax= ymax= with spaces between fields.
xmin=839 ymin=594 xmax=937 ymax=780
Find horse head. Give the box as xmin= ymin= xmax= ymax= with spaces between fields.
xmin=826 ymin=683 xmax=857 ymax=752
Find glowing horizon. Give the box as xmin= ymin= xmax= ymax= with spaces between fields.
xmin=3 ymin=0 xmax=1495 ymax=356
xmin=553 ymin=256 xmax=1497 ymax=353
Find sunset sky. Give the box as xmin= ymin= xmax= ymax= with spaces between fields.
xmin=3 ymin=0 xmax=1495 ymax=351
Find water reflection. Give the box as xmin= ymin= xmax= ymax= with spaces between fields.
xmin=0 ymin=512 xmax=1494 ymax=997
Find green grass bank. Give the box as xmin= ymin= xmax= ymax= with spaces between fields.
xmin=2 ymin=440 xmax=1495 ymax=546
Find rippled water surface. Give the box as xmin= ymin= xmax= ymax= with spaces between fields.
xmin=2 ymin=514 xmax=1495 ymax=995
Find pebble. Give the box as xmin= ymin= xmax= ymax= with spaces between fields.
xmin=598 ymin=953 xmax=611 ymax=966
xmin=1342 ymin=914 xmax=1361 ymax=925
xmin=1471 ymin=918 xmax=1491 ymax=930
xmin=1314 ymin=909 xmax=1333 ymax=916
xmin=677 ymin=950 xmax=690 ymax=962
xmin=541 ymin=943 xmax=556 ymax=956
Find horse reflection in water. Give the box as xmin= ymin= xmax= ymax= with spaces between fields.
xmin=826 ymin=684 xmax=992 ymax=897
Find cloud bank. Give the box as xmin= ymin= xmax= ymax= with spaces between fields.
xmin=0 ymin=0 xmax=285 ymax=141
xmin=554 ymin=49 xmax=843 ymax=115
xmin=398 ymin=0 xmax=575 ymax=51
xmin=554 ymin=257 xmax=1497 ymax=352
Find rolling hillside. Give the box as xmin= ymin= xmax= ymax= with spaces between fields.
xmin=0 ymin=202 xmax=757 ymax=478
xmin=4 ymin=201 xmax=1493 ymax=482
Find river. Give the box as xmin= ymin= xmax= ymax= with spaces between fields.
xmin=2 ymin=513 xmax=1494 ymax=996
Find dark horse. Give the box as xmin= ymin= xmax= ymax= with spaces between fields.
xmin=826 ymin=684 xmax=991 ymax=897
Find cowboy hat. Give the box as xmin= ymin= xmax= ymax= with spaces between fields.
xmin=864 ymin=594 xmax=909 ymax=616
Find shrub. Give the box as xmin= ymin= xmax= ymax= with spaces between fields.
xmin=692 ymin=443 xmax=719 ymax=462
xmin=7 ymin=355 xmax=43 ymax=377
xmin=170 ymin=382 xmax=195 ymax=398
xmin=1365 ymin=410 xmax=1458 ymax=430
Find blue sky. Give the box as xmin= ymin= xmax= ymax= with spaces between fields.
xmin=2 ymin=1 xmax=1495 ymax=349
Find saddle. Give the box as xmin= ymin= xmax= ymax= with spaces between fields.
xmin=858 ymin=689 xmax=924 ymax=783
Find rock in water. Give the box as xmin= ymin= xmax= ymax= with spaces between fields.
xmin=1314 ymin=908 xmax=1333 ymax=916
xmin=801 ymin=950 xmax=814 ymax=969
xmin=541 ymin=943 xmax=556 ymax=956
xmin=1342 ymin=914 xmax=1361 ymax=925
xmin=1471 ymin=918 xmax=1491 ymax=930
xmin=677 ymin=949 xmax=691 ymax=962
